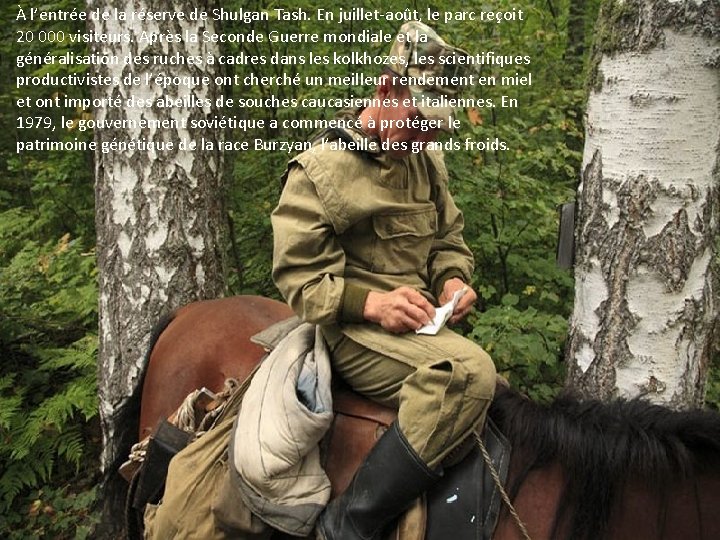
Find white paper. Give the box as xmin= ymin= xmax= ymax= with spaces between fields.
xmin=416 ymin=287 xmax=467 ymax=335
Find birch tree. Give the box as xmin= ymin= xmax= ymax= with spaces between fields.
xmin=87 ymin=0 xmax=226 ymax=532
xmin=566 ymin=0 xmax=719 ymax=407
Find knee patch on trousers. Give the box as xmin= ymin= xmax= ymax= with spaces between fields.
xmin=398 ymin=353 xmax=495 ymax=467
xmin=460 ymin=351 xmax=497 ymax=402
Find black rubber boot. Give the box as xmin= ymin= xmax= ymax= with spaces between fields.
xmin=316 ymin=422 xmax=441 ymax=540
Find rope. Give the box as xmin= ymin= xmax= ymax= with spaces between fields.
xmin=127 ymin=439 xmax=148 ymax=464
xmin=124 ymin=376 xmax=251 ymax=468
xmin=197 ymin=378 xmax=239 ymax=432
xmin=175 ymin=389 xmax=201 ymax=432
xmin=474 ymin=432 xmax=532 ymax=540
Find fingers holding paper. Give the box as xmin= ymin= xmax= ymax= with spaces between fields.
xmin=440 ymin=277 xmax=477 ymax=324
xmin=364 ymin=287 xmax=436 ymax=334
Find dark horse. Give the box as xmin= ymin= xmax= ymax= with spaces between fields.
xmin=133 ymin=296 xmax=720 ymax=539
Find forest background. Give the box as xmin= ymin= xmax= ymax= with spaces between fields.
xmin=1 ymin=0 xmax=718 ymax=537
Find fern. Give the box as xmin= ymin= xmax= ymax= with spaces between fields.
xmin=56 ymin=429 xmax=85 ymax=470
xmin=0 ymin=218 xmax=99 ymax=522
xmin=6 ymin=366 xmax=97 ymax=460
xmin=1 ymin=3 xmax=99 ymax=531
xmin=60 ymin=375 xmax=98 ymax=422
xmin=0 ymin=440 xmax=57 ymax=510
xmin=0 ymin=463 xmax=37 ymax=509
xmin=0 ymin=369 xmax=97 ymax=513
xmin=34 ymin=335 xmax=97 ymax=374
xmin=0 ymin=375 xmax=22 ymax=430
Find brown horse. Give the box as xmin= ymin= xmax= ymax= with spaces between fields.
xmin=134 ymin=295 xmax=720 ymax=540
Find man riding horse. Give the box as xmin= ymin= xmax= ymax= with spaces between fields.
xmin=271 ymin=21 xmax=497 ymax=540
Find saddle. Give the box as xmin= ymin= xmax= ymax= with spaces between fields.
xmin=126 ymin=319 xmax=511 ymax=540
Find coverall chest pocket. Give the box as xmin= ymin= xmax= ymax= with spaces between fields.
xmin=371 ymin=206 xmax=438 ymax=274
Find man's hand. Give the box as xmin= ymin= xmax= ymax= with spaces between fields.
xmin=439 ymin=278 xmax=477 ymax=324
xmin=363 ymin=287 xmax=436 ymax=333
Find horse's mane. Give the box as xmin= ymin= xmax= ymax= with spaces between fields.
xmin=488 ymin=385 xmax=720 ymax=540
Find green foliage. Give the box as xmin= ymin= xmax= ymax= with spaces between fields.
xmin=228 ymin=152 xmax=288 ymax=297
xmin=440 ymin=1 xmax=584 ymax=400
xmin=0 ymin=226 xmax=99 ymax=533
xmin=0 ymin=484 xmax=99 ymax=540
xmin=1 ymin=1 xmax=98 ymax=530
xmin=468 ymin=297 xmax=569 ymax=402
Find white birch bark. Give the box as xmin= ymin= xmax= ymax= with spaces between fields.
xmin=87 ymin=1 xmax=226 ymax=532
xmin=566 ymin=0 xmax=719 ymax=408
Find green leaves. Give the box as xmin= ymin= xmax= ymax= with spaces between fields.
xmin=0 ymin=209 xmax=98 ymax=533
xmin=469 ymin=303 xmax=568 ymax=402
xmin=0 ymin=484 xmax=99 ymax=540
xmin=0 ymin=375 xmax=22 ymax=431
xmin=431 ymin=0 xmax=589 ymax=402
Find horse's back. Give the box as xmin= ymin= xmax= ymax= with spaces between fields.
xmin=139 ymin=296 xmax=292 ymax=438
